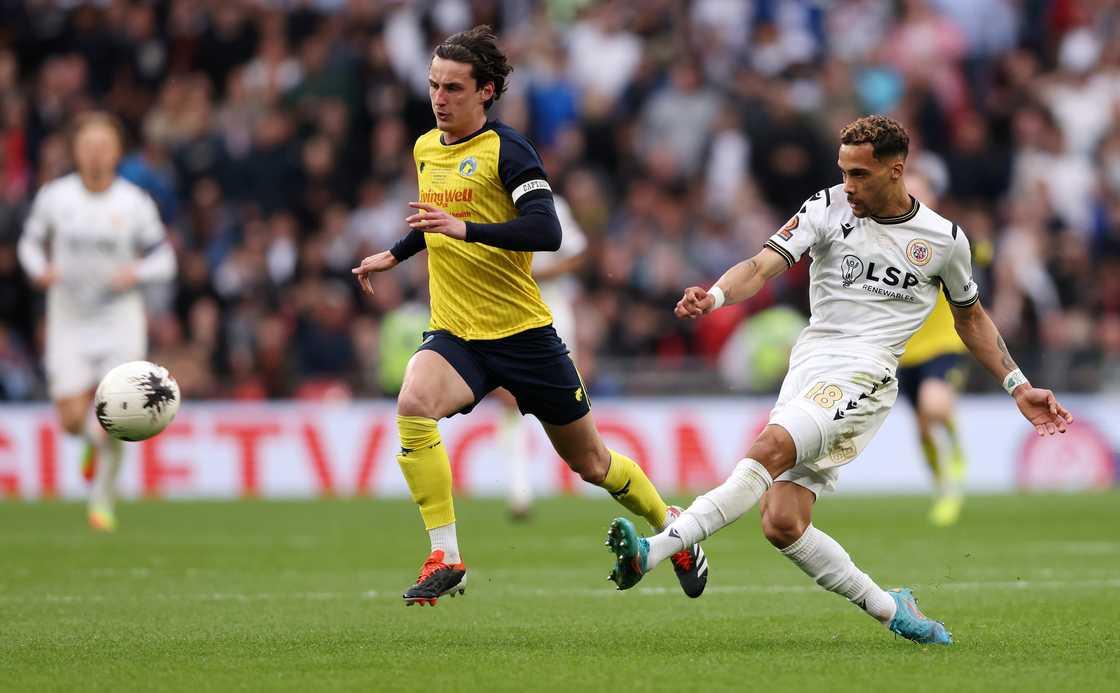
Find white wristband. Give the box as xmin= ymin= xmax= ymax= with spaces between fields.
xmin=708 ymin=286 xmax=726 ymax=310
xmin=1002 ymin=368 xmax=1028 ymax=395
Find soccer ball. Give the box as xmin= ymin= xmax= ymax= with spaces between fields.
xmin=94 ymin=361 xmax=181 ymax=441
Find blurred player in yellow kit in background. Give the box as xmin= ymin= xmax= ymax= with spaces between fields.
xmin=899 ymin=173 xmax=968 ymax=526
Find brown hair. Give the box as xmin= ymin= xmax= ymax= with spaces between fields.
xmin=69 ymin=110 xmax=127 ymax=151
xmin=433 ymin=25 xmax=512 ymax=109
xmin=840 ymin=115 xmax=909 ymax=161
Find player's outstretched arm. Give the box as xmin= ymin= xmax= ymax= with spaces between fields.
xmin=950 ymin=300 xmax=1073 ymax=436
xmin=675 ymin=247 xmax=789 ymax=319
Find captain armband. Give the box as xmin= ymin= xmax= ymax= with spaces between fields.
xmin=511 ymin=179 xmax=551 ymax=204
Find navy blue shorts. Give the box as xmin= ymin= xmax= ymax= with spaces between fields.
xmin=416 ymin=325 xmax=590 ymax=425
xmin=897 ymin=353 xmax=967 ymax=409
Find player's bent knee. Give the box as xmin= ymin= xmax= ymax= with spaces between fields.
xmin=929 ymin=401 xmax=954 ymax=425
xmin=55 ymin=403 xmax=86 ymax=436
xmin=565 ymin=447 xmax=610 ymax=485
xmin=575 ymin=465 xmax=606 ymax=485
xmin=396 ymin=388 xmax=441 ymax=419
xmin=571 ymin=456 xmax=609 ymax=485
xmin=59 ymin=414 xmax=84 ymax=436
xmin=918 ymin=381 xmax=954 ymax=422
xmin=748 ymin=428 xmax=796 ymax=478
xmin=761 ymin=509 xmax=807 ymax=549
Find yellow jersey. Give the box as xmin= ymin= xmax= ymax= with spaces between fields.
xmin=899 ymin=294 xmax=966 ymax=367
xmin=409 ymin=121 xmax=554 ymax=341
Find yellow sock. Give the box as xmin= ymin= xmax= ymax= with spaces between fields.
xmin=920 ymin=433 xmax=947 ymax=495
xmin=945 ymin=420 xmax=963 ymax=467
xmin=396 ymin=415 xmax=455 ymax=530
xmin=598 ymin=450 xmax=669 ymax=529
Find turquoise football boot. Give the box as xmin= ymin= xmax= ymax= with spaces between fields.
xmin=888 ymin=588 xmax=953 ymax=645
xmin=604 ymin=517 xmax=649 ymax=590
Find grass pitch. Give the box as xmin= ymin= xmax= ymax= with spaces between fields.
xmin=2 ymin=493 xmax=1117 ymax=692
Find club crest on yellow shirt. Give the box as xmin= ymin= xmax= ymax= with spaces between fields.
xmin=458 ymin=156 xmax=478 ymax=177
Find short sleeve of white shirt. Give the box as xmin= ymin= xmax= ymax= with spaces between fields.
xmin=763 ymin=190 xmax=829 ymax=267
xmin=938 ymin=226 xmax=979 ymax=306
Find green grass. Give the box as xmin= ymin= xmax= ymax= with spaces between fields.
xmin=1 ymin=494 xmax=1117 ymax=692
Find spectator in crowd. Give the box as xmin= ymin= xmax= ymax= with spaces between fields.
xmin=2 ymin=0 xmax=1119 ymax=399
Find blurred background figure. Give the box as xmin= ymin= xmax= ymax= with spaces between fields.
xmin=899 ymin=171 xmax=969 ymax=526
xmin=498 ymin=194 xmax=588 ymax=521
xmin=16 ymin=112 xmax=176 ymax=530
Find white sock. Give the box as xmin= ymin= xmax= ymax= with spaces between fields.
xmin=499 ymin=407 xmax=532 ymax=513
xmin=780 ymin=524 xmax=897 ymax=625
xmin=89 ymin=437 xmax=123 ymax=513
xmin=428 ymin=522 xmax=461 ymax=565
xmin=646 ymin=458 xmax=773 ymax=569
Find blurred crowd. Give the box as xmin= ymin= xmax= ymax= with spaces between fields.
xmin=2 ymin=0 xmax=1120 ymax=400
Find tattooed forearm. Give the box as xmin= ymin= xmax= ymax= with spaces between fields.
xmin=996 ymin=335 xmax=1016 ymax=371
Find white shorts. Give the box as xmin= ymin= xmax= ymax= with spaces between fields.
xmin=768 ymin=351 xmax=898 ymax=496
xmin=45 ymin=323 xmax=146 ymax=400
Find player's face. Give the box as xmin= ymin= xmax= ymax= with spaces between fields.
xmin=74 ymin=123 xmax=122 ymax=180
xmin=838 ymin=143 xmax=902 ymax=218
xmin=428 ymin=56 xmax=494 ymax=137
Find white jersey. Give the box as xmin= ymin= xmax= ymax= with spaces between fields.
xmin=764 ymin=183 xmax=978 ymax=366
xmin=18 ymin=174 xmax=172 ymax=330
xmin=19 ymin=173 xmax=176 ymax=398
xmin=533 ymin=195 xmax=587 ymax=305
xmin=534 ymin=195 xmax=586 ymax=354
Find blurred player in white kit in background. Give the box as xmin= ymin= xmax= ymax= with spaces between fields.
xmin=18 ymin=112 xmax=177 ymax=531
xmin=497 ymin=195 xmax=587 ymax=520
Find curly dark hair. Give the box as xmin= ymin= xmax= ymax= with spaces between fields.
xmin=433 ymin=25 xmax=512 ymax=110
xmin=839 ymin=115 xmax=910 ymax=161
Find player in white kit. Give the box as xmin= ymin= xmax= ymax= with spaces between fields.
xmin=497 ymin=195 xmax=587 ymax=519
xmin=602 ymin=116 xmax=1072 ymax=644
xmin=18 ymin=112 xmax=177 ymax=531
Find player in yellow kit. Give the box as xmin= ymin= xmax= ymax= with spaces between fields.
xmin=899 ymin=298 xmax=969 ymax=525
xmin=898 ymin=174 xmax=969 ymax=526
xmin=352 ymin=26 xmax=706 ymax=605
